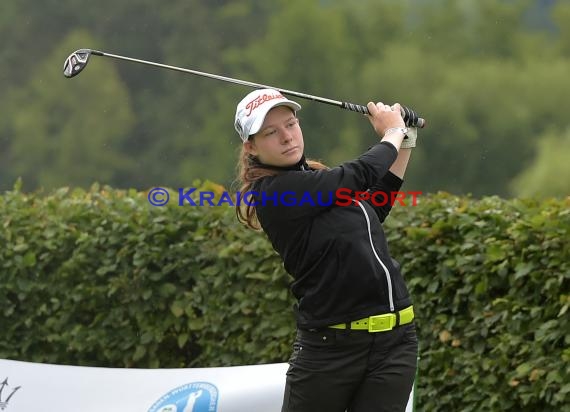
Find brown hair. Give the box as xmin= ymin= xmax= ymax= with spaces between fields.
xmin=234 ymin=144 xmax=328 ymax=230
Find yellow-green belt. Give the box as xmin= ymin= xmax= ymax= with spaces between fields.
xmin=329 ymin=305 xmax=414 ymax=333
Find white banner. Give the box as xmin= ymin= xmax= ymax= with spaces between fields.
xmin=0 ymin=359 xmax=414 ymax=411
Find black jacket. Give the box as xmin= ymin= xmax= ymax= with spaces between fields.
xmin=253 ymin=142 xmax=412 ymax=330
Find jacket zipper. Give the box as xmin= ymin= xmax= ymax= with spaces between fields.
xmin=356 ymin=201 xmax=395 ymax=312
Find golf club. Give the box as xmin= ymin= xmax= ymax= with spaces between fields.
xmin=63 ymin=49 xmax=425 ymax=128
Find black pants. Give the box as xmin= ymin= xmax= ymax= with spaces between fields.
xmin=281 ymin=323 xmax=418 ymax=412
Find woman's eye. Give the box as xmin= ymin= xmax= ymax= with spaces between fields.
xmin=264 ymin=129 xmax=276 ymax=136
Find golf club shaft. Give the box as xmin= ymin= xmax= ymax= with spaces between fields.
xmin=88 ymin=50 xmax=425 ymax=128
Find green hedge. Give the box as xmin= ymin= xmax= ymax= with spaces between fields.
xmin=1 ymin=181 xmax=568 ymax=410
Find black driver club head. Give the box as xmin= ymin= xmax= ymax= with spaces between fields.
xmin=63 ymin=49 xmax=92 ymax=78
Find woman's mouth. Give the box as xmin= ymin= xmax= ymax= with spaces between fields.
xmin=282 ymin=147 xmax=298 ymax=155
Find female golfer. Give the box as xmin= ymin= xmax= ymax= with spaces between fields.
xmin=234 ymin=88 xmax=418 ymax=412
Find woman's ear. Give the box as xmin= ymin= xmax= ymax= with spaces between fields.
xmin=244 ymin=139 xmax=258 ymax=156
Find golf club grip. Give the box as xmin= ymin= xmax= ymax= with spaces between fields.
xmin=341 ymin=102 xmax=426 ymax=128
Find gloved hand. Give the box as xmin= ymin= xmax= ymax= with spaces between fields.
xmin=400 ymin=127 xmax=418 ymax=149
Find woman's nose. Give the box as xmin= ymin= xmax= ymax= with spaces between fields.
xmin=281 ymin=129 xmax=293 ymax=143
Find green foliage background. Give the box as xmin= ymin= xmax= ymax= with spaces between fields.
xmin=1 ymin=0 xmax=569 ymax=197
xmin=1 ymin=183 xmax=568 ymax=410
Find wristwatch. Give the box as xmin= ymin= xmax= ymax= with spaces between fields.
xmin=384 ymin=127 xmax=409 ymax=138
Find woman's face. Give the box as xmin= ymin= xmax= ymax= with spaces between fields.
xmin=244 ymin=106 xmax=304 ymax=167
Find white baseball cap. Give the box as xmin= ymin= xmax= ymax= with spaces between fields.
xmin=234 ymin=88 xmax=302 ymax=143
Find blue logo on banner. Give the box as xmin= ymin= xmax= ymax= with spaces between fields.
xmin=148 ymin=382 xmax=218 ymax=412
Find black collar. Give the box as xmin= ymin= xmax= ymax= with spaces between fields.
xmin=251 ymin=155 xmax=310 ymax=172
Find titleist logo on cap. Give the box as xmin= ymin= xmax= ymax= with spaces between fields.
xmin=245 ymin=92 xmax=285 ymax=116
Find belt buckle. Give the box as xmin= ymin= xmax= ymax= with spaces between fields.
xmin=368 ymin=313 xmax=395 ymax=333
